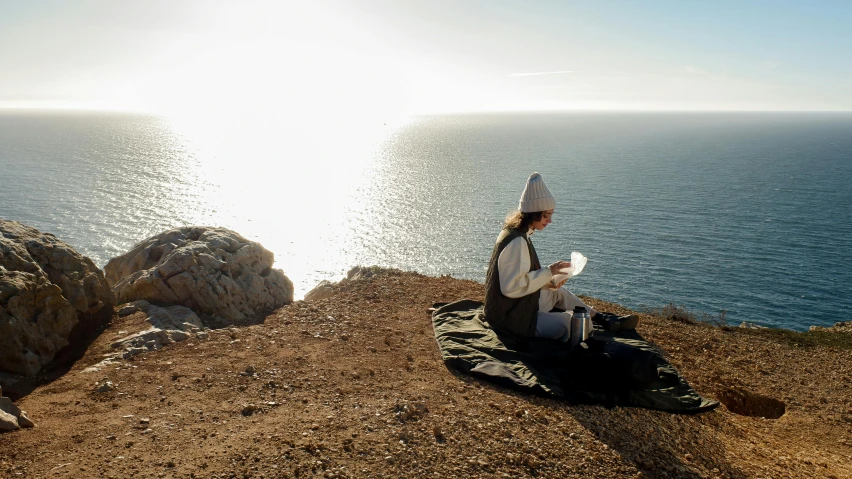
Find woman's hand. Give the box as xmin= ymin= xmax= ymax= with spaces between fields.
xmin=548 ymin=261 xmax=570 ymax=275
xmin=545 ymin=261 xmax=571 ymax=289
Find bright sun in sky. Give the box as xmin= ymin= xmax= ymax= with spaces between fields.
xmin=1 ymin=0 xmax=850 ymax=122
xmin=135 ymin=2 xmax=416 ymax=125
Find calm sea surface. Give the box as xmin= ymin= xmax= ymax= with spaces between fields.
xmin=2 ymin=110 xmax=850 ymax=330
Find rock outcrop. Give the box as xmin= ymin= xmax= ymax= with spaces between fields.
xmin=0 ymin=385 xmax=34 ymax=432
xmin=0 ymin=269 xmax=78 ymax=375
xmin=810 ymin=321 xmax=852 ymax=333
xmin=84 ymin=300 xmax=208 ymax=373
xmin=304 ymin=266 xmax=403 ymax=301
xmin=104 ymin=227 xmax=293 ymax=325
xmin=0 ymin=220 xmax=115 ymax=376
xmin=304 ymin=280 xmax=335 ymax=301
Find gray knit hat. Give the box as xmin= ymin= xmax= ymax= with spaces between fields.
xmin=518 ymin=172 xmax=556 ymax=213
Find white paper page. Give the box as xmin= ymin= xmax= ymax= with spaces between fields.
xmin=551 ymin=251 xmax=588 ymax=284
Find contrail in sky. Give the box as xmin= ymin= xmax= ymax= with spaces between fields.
xmin=508 ymin=70 xmax=576 ymax=77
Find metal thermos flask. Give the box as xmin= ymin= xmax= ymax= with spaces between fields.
xmin=570 ymin=306 xmax=590 ymax=347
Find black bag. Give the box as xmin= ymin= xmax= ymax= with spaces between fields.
xmin=558 ymin=337 xmax=659 ymax=391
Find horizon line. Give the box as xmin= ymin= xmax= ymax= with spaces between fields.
xmin=1 ymin=105 xmax=850 ymax=116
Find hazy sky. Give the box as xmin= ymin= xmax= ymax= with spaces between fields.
xmin=2 ymin=0 xmax=850 ymax=119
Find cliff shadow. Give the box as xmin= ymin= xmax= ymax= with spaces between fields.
xmin=439 ymin=364 xmax=748 ymax=478
xmin=2 ymin=306 xmax=114 ymax=401
xmin=565 ymin=403 xmax=748 ymax=479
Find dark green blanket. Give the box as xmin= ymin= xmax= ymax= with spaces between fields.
xmin=432 ymin=300 xmax=718 ymax=413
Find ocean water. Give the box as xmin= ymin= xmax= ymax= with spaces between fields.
xmin=1 ymin=110 xmax=850 ymax=330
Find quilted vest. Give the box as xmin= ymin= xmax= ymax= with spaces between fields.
xmin=483 ymin=228 xmax=541 ymax=337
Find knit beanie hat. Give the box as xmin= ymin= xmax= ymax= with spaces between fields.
xmin=518 ymin=172 xmax=556 ymax=213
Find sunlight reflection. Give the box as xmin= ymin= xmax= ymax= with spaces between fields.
xmin=135 ymin=0 xmax=422 ymax=297
xmin=161 ymin=112 xmax=409 ymax=298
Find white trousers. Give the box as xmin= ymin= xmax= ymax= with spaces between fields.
xmin=534 ymin=288 xmax=592 ymax=342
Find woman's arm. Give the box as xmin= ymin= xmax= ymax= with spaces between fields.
xmin=497 ymin=236 xmax=554 ymax=298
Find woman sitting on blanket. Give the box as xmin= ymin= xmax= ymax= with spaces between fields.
xmin=483 ymin=172 xmax=638 ymax=342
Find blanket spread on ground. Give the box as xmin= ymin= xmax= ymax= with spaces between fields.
xmin=432 ymin=300 xmax=719 ymax=413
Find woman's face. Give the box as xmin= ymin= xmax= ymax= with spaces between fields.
xmin=530 ymin=209 xmax=554 ymax=231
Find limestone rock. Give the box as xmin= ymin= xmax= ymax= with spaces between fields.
xmin=0 ymin=220 xmax=114 ymax=315
xmin=110 ymin=302 xmax=204 ymax=354
xmin=0 ymin=220 xmax=115 ymax=376
xmin=0 ymin=386 xmax=14 ymax=431
xmin=346 ymin=265 xmax=402 ymax=281
xmin=0 ymin=394 xmax=34 ymax=431
xmin=0 ymin=269 xmax=78 ymax=375
xmin=304 ymin=267 xmax=403 ymax=302
xmin=105 ymin=227 xmax=293 ymax=325
xmin=17 ymin=410 xmax=34 ymax=428
xmin=117 ymin=303 xmax=142 ymax=317
xmin=96 ymin=380 xmax=116 ymax=392
xmin=84 ymin=301 xmax=207 ymax=372
xmin=304 ymin=280 xmax=335 ymax=301
xmin=0 ymin=407 xmax=18 ymax=431
xmin=809 ymin=321 xmax=852 ymax=333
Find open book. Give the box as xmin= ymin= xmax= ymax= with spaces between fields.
xmin=551 ymin=251 xmax=588 ymax=284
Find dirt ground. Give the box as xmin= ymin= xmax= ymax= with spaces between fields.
xmin=2 ymin=270 xmax=851 ymax=478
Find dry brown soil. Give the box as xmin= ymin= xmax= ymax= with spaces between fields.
xmin=2 ymin=270 xmax=851 ymax=478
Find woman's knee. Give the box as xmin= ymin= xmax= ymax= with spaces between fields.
xmin=535 ymin=315 xmax=571 ymax=342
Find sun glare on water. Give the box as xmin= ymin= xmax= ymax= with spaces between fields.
xmin=132 ymin=3 xmax=421 ymax=296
